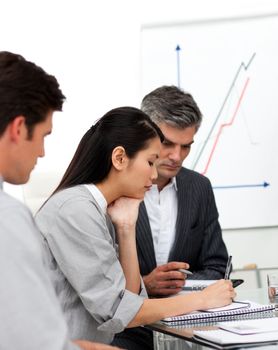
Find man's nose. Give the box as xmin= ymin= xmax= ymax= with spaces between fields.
xmin=39 ymin=143 xmax=45 ymax=158
xmin=169 ymin=145 xmax=181 ymax=162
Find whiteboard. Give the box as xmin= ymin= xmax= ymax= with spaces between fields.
xmin=141 ymin=13 xmax=278 ymax=229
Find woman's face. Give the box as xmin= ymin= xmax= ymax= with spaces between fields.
xmin=123 ymin=137 xmax=161 ymax=199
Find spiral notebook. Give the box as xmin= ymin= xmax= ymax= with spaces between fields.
xmin=162 ymin=300 xmax=275 ymax=324
xmin=164 ymin=310 xmax=277 ymax=328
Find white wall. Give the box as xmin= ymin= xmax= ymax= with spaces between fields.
xmin=2 ymin=0 xmax=278 ymax=271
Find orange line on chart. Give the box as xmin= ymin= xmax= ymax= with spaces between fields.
xmin=201 ymin=77 xmax=250 ymax=175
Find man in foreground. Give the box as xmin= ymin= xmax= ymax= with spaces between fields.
xmin=0 ymin=51 xmax=120 ymax=350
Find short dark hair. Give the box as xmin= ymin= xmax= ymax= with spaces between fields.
xmin=141 ymin=85 xmax=202 ymax=130
xmin=0 ymin=51 xmax=65 ymax=137
xmin=53 ymin=106 xmax=164 ymax=194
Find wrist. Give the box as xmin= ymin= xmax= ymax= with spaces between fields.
xmin=143 ymin=274 xmax=153 ymax=295
xmin=116 ymin=225 xmax=136 ymax=240
xmin=196 ymin=290 xmax=208 ymax=309
xmin=115 ymin=223 xmax=135 ymax=236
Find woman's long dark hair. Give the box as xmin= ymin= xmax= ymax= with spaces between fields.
xmin=53 ymin=106 xmax=163 ymax=195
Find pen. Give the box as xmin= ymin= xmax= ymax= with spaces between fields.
xmin=224 ymin=255 xmax=232 ymax=280
xmin=178 ymin=268 xmax=193 ymax=275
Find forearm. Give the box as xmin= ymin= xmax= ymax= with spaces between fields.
xmin=128 ymin=279 xmax=235 ymax=327
xmin=117 ymin=225 xmax=141 ymax=294
xmin=127 ymin=292 xmax=204 ymax=327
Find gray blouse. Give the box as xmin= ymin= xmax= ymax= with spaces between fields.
xmin=35 ymin=185 xmax=147 ymax=344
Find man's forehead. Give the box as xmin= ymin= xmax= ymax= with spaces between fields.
xmin=159 ymin=123 xmax=196 ymax=141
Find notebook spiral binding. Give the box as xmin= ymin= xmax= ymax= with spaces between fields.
xmin=164 ymin=310 xmax=277 ymax=328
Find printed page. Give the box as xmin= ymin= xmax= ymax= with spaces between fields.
xmin=219 ymin=317 xmax=278 ymax=335
xmin=194 ymin=329 xmax=278 ymax=345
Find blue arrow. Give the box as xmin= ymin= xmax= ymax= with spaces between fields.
xmin=213 ymin=182 xmax=270 ymax=190
xmin=176 ymin=45 xmax=181 ymax=87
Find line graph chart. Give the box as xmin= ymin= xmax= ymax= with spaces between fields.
xmin=141 ymin=14 xmax=278 ymax=228
xmin=199 ymin=76 xmax=250 ymax=175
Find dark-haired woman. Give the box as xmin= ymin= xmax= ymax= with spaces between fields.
xmin=36 ymin=107 xmax=235 ymax=348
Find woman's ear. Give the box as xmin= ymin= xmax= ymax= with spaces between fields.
xmin=111 ymin=146 xmax=128 ymax=170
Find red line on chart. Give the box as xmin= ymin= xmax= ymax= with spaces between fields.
xmin=201 ymin=77 xmax=250 ymax=175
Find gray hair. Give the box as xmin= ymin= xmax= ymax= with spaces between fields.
xmin=141 ymin=85 xmax=202 ymax=130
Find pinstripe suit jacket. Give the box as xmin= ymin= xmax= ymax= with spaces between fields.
xmin=136 ymin=167 xmax=228 ymax=280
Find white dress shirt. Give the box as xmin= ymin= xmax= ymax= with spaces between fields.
xmin=144 ymin=177 xmax=178 ymax=266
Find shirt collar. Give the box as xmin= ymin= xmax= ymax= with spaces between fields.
xmin=161 ymin=176 xmax=178 ymax=191
xmin=152 ymin=176 xmax=178 ymax=192
xmin=171 ymin=177 xmax=178 ymax=191
xmin=84 ymin=184 xmax=107 ymax=213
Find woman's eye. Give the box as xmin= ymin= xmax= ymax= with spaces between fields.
xmin=148 ymin=161 xmax=154 ymax=166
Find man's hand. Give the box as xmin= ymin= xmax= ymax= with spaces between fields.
xmin=143 ymin=261 xmax=190 ymax=296
xmin=74 ymin=340 xmax=123 ymax=350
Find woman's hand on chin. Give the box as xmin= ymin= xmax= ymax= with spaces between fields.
xmin=107 ymin=197 xmax=142 ymax=231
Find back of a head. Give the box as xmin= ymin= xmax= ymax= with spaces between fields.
xmin=0 ymin=51 xmax=65 ymax=137
xmin=141 ymin=85 xmax=202 ymax=130
xmin=53 ymin=106 xmax=164 ymax=194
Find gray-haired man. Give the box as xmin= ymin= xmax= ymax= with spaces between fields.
xmin=137 ymin=85 xmax=229 ymax=297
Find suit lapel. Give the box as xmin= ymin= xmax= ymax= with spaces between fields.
xmin=136 ymin=202 xmax=157 ymax=274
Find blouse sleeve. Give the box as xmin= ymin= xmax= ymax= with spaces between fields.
xmin=45 ymin=196 xmax=146 ymax=332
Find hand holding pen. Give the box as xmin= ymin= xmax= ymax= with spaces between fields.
xmin=197 ymin=255 xmax=235 ymax=307
xmin=224 ymin=255 xmax=233 ymax=280
xmin=143 ymin=261 xmax=191 ymax=297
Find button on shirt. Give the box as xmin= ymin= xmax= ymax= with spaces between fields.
xmin=144 ymin=178 xmax=178 ymax=266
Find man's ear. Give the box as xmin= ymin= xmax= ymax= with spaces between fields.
xmin=111 ymin=146 xmax=128 ymax=170
xmin=8 ymin=116 xmax=26 ymax=143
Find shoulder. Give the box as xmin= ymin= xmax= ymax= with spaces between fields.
xmin=36 ymin=185 xmax=104 ymax=233
xmin=0 ymin=191 xmax=42 ymax=257
xmin=50 ymin=185 xmax=94 ymax=202
xmin=0 ymin=190 xmax=34 ymax=227
xmin=39 ymin=185 xmax=99 ymax=213
xmin=177 ymin=167 xmax=211 ymax=187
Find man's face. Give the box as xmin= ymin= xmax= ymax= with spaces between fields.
xmin=13 ymin=111 xmax=53 ymax=184
xmin=155 ymin=122 xmax=196 ymax=187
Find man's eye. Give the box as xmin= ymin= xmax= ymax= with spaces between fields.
xmin=162 ymin=141 xmax=171 ymax=146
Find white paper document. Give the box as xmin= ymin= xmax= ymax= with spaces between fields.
xmin=194 ymin=328 xmax=278 ymax=348
xmin=182 ymin=280 xmax=216 ymax=291
xmin=218 ymin=317 xmax=278 ymax=335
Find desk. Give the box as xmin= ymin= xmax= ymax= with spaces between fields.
xmin=147 ymin=287 xmax=278 ymax=350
